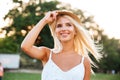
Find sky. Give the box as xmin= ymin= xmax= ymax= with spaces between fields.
xmin=0 ymin=0 xmax=120 ymax=39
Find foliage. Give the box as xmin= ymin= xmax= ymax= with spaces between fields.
xmin=0 ymin=36 xmax=19 ymax=53
xmin=99 ymin=35 xmax=120 ymax=73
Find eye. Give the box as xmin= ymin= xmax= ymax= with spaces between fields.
xmin=66 ymin=23 xmax=72 ymax=27
xmin=56 ymin=24 xmax=62 ymax=28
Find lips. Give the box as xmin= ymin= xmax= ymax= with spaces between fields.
xmin=60 ymin=32 xmax=70 ymax=37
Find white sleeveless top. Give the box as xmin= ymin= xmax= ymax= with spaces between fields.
xmin=41 ymin=51 xmax=85 ymax=80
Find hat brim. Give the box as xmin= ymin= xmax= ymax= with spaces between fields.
xmin=56 ymin=10 xmax=81 ymax=24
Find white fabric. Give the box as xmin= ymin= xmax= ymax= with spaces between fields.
xmin=41 ymin=51 xmax=85 ymax=80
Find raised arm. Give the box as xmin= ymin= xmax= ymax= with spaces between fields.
xmin=21 ymin=11 xmax=57 ymax=61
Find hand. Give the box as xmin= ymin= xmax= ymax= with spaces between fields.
xmin=43 ymin=11 xmax=58 ymax=24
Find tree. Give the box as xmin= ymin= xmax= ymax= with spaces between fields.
xmin=99 ymin=35 xmax=120 ymax=73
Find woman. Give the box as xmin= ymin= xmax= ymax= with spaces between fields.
xmin=21 ymin=10 xmax=101 ymax=80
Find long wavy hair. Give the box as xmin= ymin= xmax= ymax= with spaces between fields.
xmin=49 ymin=11 xmax=102 ymax=72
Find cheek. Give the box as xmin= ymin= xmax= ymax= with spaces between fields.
xmin=70 ymin=27 xmax=76 ymax=34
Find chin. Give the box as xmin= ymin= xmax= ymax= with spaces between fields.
xmin=60 ymin=39 xmax=71 ymax=42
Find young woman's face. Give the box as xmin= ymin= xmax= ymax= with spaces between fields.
xmin=55 ymin=16 xmax=76 ymax=42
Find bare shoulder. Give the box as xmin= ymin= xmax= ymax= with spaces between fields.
xmin=83 ymin=57 xmax=91 ymax=67
xmin=83 ymin=56 xmax=91 ymax=80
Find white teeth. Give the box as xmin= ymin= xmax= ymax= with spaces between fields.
xmin=61 ymin=33 xmax=69 ymax=35
xmin=60 ymin=33 xmax=70 ymax=38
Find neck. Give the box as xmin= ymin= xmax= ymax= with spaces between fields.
xmin=61 ymin=40 xmax=75 ymax=53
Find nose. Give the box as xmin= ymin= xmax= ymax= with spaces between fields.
xmin=61 ymin=26 xmax=67 ymax=31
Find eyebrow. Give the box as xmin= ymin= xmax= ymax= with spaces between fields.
xmin=56 ymin=21 xmax=73 ymax=25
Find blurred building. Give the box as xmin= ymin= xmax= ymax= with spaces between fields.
xmin=0 ymin=54 xmax=20 ymax=69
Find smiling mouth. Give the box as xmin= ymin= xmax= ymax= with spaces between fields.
xmin=60 ymin=33 xmax=70 ymax=37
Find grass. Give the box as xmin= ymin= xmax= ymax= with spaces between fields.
xmin=3 ymin=72 xmax=41 ymax=80
xmin=91 ymin=73 xmax=120 ymax=80
xmin=3 ymin=72 xmax=120 ymax=80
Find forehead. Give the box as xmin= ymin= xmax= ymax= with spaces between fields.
xmin=56 ymin=16 xmax=71 ymax=24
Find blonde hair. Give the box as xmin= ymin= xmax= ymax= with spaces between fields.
xmin=49 ymin=13 xmax=102 ymax=70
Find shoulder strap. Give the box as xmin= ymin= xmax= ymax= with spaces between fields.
xmin=81 ymin=56 xmax=84 ymax=63
xmin=49 ymin=50 xmax=53 ymax=59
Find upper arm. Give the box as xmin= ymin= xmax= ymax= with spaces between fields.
xmin=83 ymin=57 xmax=91 ymax=80
xmin=21 ymin=45 xmax=50 ymax=61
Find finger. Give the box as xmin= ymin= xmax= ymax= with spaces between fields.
xmin=51 ymin=11 xmax=58 ymax=20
